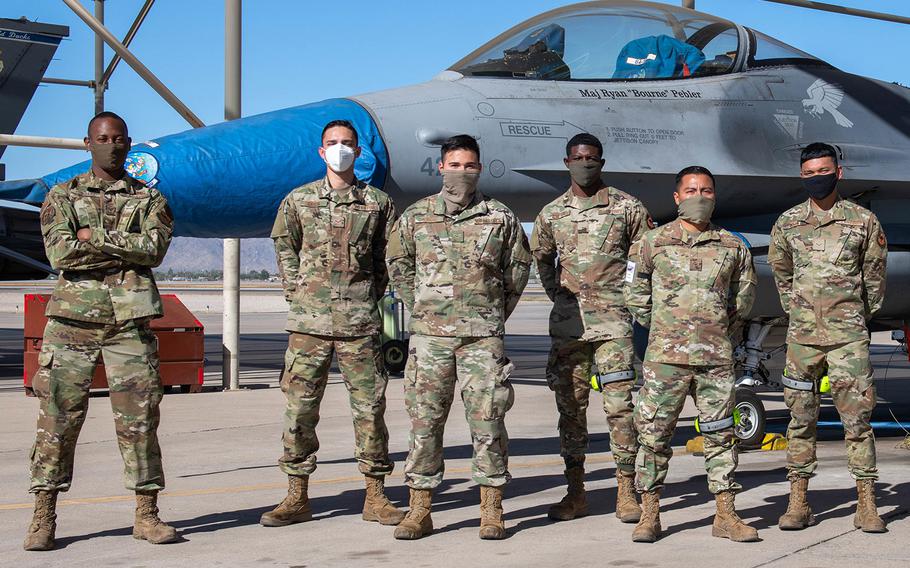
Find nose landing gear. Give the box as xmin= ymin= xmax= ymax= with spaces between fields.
xmin=733 ymin=319 xmax=787 ymax=448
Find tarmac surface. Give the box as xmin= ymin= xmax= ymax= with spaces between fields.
xmin=1 ymin=296 xmax=909 ymax=567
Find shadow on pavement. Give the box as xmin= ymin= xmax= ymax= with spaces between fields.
xmin=47 ymin=474 xmax=910 ymax=546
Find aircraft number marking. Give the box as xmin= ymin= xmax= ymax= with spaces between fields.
xmin=420 ymin=157 xmax=442 ymax=177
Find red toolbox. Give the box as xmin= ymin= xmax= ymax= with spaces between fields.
xmin=23 ymin=293 xmax=205 ymax=395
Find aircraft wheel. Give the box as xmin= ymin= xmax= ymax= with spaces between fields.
xmin=734 ymin=387 xmax=766 ymax=448
xmin=382 ymin=339 xmax=408 ymax=375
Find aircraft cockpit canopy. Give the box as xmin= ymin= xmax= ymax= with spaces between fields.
xmin=451 ymin=1 xmax=828 ymax=81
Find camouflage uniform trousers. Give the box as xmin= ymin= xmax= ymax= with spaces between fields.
xmin=30 ymin=316 xmax=164 ymax=493
xmin=784 ymin=339 xmax=877 ymax=480
xmin=547 ymin=336 xmax=637 ymax=471
xmin=634 ymin=362 xmax=741 ymax=494
xmin=279 ymin=332 xmax=393 ymax=477
xmin=403 ymin=334 xmax=515 ymax=489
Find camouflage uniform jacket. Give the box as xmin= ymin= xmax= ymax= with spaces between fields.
xmin=40 ymin=171 xmax=173 ymax=324
xmin=531 ymin=186 xmax=651 ymax=340
xmin=271 ymin=177 xmax=397 ymax=337
xmin=625 ymin=219 xmax=756 ymax=366
xmin=768 ymin=197 xmax=887 ymax=346
xmin=386 ymin=192 xmax=531 ymax=337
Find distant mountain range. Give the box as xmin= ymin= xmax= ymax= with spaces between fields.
xmin=158 ymin=238 xmax=278 ymax=273
xmin=159 ymin=223 xmax=533 ymax=273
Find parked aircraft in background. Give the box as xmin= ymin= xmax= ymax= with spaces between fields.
xmin=0 ymin=17 xmax=68 ymax=279
xmin=2 ymin=1 xmax=909 ymax=442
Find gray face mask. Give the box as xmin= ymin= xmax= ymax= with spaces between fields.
xmin=567 ymin=161 xmax=603 ymax=188
xmin=677 ymin=194 xmax=715 ymax=225
xmin=441 ymin=170 xmax=480 ymax=213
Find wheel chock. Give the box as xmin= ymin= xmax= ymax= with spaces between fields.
xmin=758 ymin=433 xmax=787 ymax=451
xmin=687 ymin=433 xmax=787 ymax=455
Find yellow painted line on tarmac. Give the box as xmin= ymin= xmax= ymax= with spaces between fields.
xmin=0 ymin=455 xmax=612 ymax=511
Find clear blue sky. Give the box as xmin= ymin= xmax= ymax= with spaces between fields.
xmin=3 ymin=0 xmax=909 ymax=179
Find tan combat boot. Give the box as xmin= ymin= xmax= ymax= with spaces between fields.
xmin=23 ymin=490 xmax=57 ymax=551
xmin=779 ymin=477 xmax=815 ymax=530
xmin=547 ymin=466 xmax=588 ymax=521
xmin=854 ymin=479 xmax=887 ymax=533
xmin=631 ymin=491 xmax=661 ymax=543
xmin=712 ymin=491 xmax=759 ymax=542
xmin=260 ymin=475 xmax=312 ymax=527
xmin=616 ymin=470 xmax=642 ymax=523
xmin=133 ymin=491 xmax=179 ymax=544
xmin=479 ymin=485 xmax=506 ymax=540
xmin=394 ymin=488 xmax=433 ymax=540
xmin=362 ymin=475 xmax=406 ymax=525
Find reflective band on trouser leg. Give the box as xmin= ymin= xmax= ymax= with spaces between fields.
xmin=590 ymin=369 xmax=635 ymax=391
xmin=782 ymin=375 xmax=815 ymax=391
xmin=697 ymin=415 xmax=735 ymax=433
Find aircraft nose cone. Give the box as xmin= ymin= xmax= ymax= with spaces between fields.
xmin=4 ymin=98 xmax=388 ymax=238
xmin=126 ymin=97 xmax=389 ymax=237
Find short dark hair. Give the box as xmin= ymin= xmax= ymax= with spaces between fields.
xmin=440 ymin=134 xmax=480 ymax=162
xmin=87 ymin=111 xmax=128 ymax=136
xmin=800 ymin=142 xmax=838 ymax=166
xmin=566 ymin=133 xmax=603 ymax=157
xmin=321 ymin=119 xmax=358 ymax=145
xmin=675 ymin=165 xmax=715 ymax=188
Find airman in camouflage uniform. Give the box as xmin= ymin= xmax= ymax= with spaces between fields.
xmin=625 ymin=166 xmax=759 ymax=543
xmin=25 ymin=112 xmax=177 ymax=551
xmin=531 ymin=133 xmax=651 ymax=524
xmin=768 ymin=143 xmax=888 ymax=533
xmin=263 ymin=120 xmax=404 ymax=528
xmin=387 ymin=135 xmax=531 ymax=540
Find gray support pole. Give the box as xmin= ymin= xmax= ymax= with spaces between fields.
xmin=0 ymin=134 xmax=86 ymax=150
xmin=61 ymin=0 xmax=206 ymax=128
xmin=223 ymin=239 xmax=241 ymax=390
xmin=682 ymin=0 xmax=695 ymax=9
xmin=94 ymin=0 xmax=104 ymax=114
xmin=100 ymin=0 xmax=156 ymax=87
xmin=764 ymin=0 xmax=910 ymax=25
xmin=222 ymin=0 xmax=241 ymax=391
xmin=40 ymin=77 xmax=95 ymax=88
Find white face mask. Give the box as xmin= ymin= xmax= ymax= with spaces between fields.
xmin=323 ymin=143 xmax=356 ymax=173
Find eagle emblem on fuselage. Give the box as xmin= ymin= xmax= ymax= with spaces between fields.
xmin=802 ymin=79 xmax=854 ymax=128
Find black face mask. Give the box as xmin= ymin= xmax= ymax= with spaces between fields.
xmin=801 ymin=173 xmax=837 ymax=200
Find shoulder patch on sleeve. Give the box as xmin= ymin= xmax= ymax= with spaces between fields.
xmin=40 ymin=202 xmax=56 ymax=225
xmin=878 ymin=231 xmax=887 ymax=247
